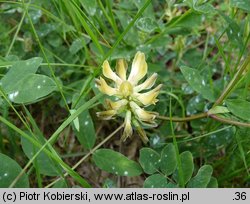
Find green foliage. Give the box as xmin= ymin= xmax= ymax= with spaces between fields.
xmin=143 ymin=174 xmax=172 ymax=188
xmin=160 ymin=144 xmax=177 ymax=176
xmin=226 ymin=99 xmax=250 ymax=121
xmin=0 ymin=153 xmax=29 ymax=187
xmin=230 ymin=0 xmax=250 ymax=12
xmin=174 ymin=151 xmax=194 ymax=185
xmin=71 ymin=97 xmax=96 ymax=149
xmin=184 ymin=0 xmax=215 ymax=14
xmin=180 ymin=66 xmax=215 ymax=101
xmin=187 ymin=165 xmax=213 ymax=188
xmin=136 ymin=17 xmax=158 ymax=33
xmin=0 ymin=57 xmax=56 ymax=103
xmin=1 ymin=57 xmax=43 ymax=93
xmin=93 ymin=149 xmax=143 ymax=177
xmin=73 ymin=109 xmax=96 ymax=149
xmin=139 ymin=145 xmax=217 ymax=188
xmin=0 ymin=0 xmax=249 ymax=188
xmin=139 ymin=148 xmax=160 ymax=174
xmin=21 ymin=136 xmax=63 ymax=176
xmin=80 ymin=0 xmax=97 ymax=16
xmin=8 ymin=74 xmax=57 ymax=103
xmin=53 ymin=179 xmax=68 ymax=188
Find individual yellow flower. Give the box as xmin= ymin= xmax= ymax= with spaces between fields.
xmin=96 ymin=51 xmax=162 ymax=143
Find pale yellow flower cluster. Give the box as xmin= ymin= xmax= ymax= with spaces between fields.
xmin=96 ymin=51 xmax=162 ymax=143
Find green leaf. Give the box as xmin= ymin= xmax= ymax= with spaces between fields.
xmin=72 ymin=96 xmax=96 ymax=150
xmin=136 ymin=17 xmax=158 ymax=33
xmin=21 ymin=107 xmax=64 ymax=177
xmin=174 ymin=151 xmax=194 ymax=185
xmin=207 ymin=177 xmax=218 ymax=188
xmin=235 ymin=128 xmax=249 ymax=175
xmin=93 ymin=149 xmax=143 ymax=176
xmin=70 ymin=109 xmax=80 ymax=132
xmin=143 ymin=174 xmax=170 ymax=188
xmin=139 ymin=148 xmax=161 ymax=174
xmin=69 ymin=38 xmax=85 ymax=54
xmin=230 ymin=0 xmax=250 ymax=12
xmin=103 ymin=178 xmax=117 ymax=188
xmin=184 ymin=0 xmax=215 ymax=14
xmin=8 ymin=74 xmax=57 ymax=103
xmin=0 ymin=57 xmax=43 ymax=93
xmin=21 ymin=136 xmax=63 ymax=176
xmin=53 ymin=179 xmax=68 ymax=188
xmin=208 ymin=106 xmax=230 ymax=115
xmin=180 ymin=66 xmax=215 ymax=101
xmin=160 ymin=144 xmax=177 ymax=176
xmin=0 ymin=153 xmax=29 ymax=187
xmin=219 ymin=12 xmax=244 ymax=51
xmin=167 ymin=11 xmax=202 ymax=31
xmin=187 ymin=165 xmax=213 ymax=188
xmin=74 ymin=110 xmax=96 ymax=149
xmin=181 ymin=151 xmax=194 ymax=185
xmin=226 ymin=99 xmax=250 ymax=121
xmin=133 ymin=0 xmax=155 ymax=19
xmin=80 ymin=0 xmax=97 ymax=16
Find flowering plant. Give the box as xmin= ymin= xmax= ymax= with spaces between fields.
xmin=96 ymin=51 xmax=162 ymax=143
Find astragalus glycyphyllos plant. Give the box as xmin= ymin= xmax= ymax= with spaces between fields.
xmin=96 ymin=51 xmax=162 ymax=143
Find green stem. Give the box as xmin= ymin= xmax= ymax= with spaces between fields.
xmin=157 ymin=112 xmax=250 ymax=127
xmin=45 ymin=124 xmax=124 ymax=188
xmin=156 ymin=112 xmax=208 ymax=122
xmin=73 ymin=0 xmax=152 ymax=108
xmin=0 ymin=116 xmax=90 ymax=188
xmin=9 ymin=93 xmax=102 ymax=187
xmin=209 ymin=114 xmax=250 ymax=128
xmin=213 ymin=55 xmax=250 ymax=107
xmin=169 ymin=96 xmax=184 ymax=187
xmin=5 ymin=10 xmax=26 ymax=57
xmin=22 ymin=0 xmax=70 ymax=112
xmin=97 ymin=0 xmax=120 ymax=37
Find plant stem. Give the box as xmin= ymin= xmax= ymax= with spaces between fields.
xmin=157 ymin=112 xmax=250 ymax=127
xmin=22 ymin=0 xmax=70 ymax=112
xmin=5 ymin=10 xmax=26 ymax=57
xmin=45 ymin=124 xmax=124 ymax=188
xmin=213 ymin=55 xmax=250 ymax=107
xmin=156 ymin=112 xmax=208 ymax=122
xmin=169 ymin=96 xmax=184 ymax=187
xmin=209 ymin=114 xmax=250 ymax=127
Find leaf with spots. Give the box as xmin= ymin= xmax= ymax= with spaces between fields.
xmin=139 ymin=148 xmax=161 ymax=174
xmin=160 ymin=144 xmax=177 ymax=176
xmin=136 ymin=17 xmax=158 ymax=33
xmin=143 ymin=174 xmax=172 ymax=188
xmin=0 ymin=57 xmax=42 ymax=93
xmin=93 ymin=149 xmax=143 ymax=176
xmin=8 ymin=74 xmax=57 ymax=104
xmin=180 ymin=66 xmax=215 ymax=101
xmin=0 ymin=153 xmax=29 ymax=187
xmin=219 ymin=12 xmax=244 ymax=51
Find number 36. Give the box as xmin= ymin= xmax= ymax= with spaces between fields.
xmin=234 ymin=192 xmax=246 ymax=200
